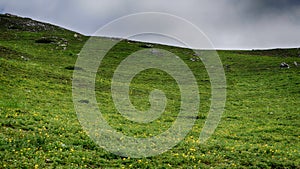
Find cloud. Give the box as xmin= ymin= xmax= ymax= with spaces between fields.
xmin=0 ymin=0 xmax=300 ymax=49
xmin=221 ymin=0 xmax=300 ymax=49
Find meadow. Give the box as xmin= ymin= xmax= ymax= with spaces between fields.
xmin=0 ymin=14 xmax=299 ymax=168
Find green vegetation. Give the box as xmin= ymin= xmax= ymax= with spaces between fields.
xmin=0 ymin=14 xmax=299 ymax=168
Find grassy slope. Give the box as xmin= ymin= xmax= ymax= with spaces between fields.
xmin=0 ymin=14 xmax=299 ymax=168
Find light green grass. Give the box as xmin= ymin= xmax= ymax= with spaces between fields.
xmin=0 ymin=14 xmax=299 ymax=168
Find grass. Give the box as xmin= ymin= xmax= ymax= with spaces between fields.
xmin=0 ymin=14 xmax=299 ymax=168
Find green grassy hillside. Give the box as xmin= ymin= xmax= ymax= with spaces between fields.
xmin=0 ymin=13 xmax=299 ymax=168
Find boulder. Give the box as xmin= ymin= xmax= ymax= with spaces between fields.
xmin=280 ymin=62 xmax=290 ymax=69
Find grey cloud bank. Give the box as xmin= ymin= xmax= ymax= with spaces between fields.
xmin=0 ymin=0 xmax=300 ymax=49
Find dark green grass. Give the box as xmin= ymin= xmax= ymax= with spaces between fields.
xmin=0 ymin=15 xmax=299 ymax=168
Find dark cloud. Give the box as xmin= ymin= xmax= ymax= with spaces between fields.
xmin=0 ymin=0 xmax=299 ymax=49
xmin=238 ymin=0 xmax=300 ymax=13
xmin=234 ymin=0 xmax=300 ymax=23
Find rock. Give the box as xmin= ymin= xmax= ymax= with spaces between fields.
xmin=20 ymin=56 xmax=30 ymax=61
xmin=45 ymin=159 xmax=52 ymax=163
xmin=140 ymin=44 xmax=154 ymax=48
xmin=4 ymin=13 xmax=18 ymax=17
xmin=280 ymin=62 xmax=290 ymax=69
xmin=61 ymin=38 xmax=68 ymax=43
xmin=190 ymin=58 xmax=197 ymax=62
xmin=190 ymin=56 xmax=201 ymax=62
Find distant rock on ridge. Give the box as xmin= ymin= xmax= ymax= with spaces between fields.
xmin=0 ymin=13 xmax=64 ymax=32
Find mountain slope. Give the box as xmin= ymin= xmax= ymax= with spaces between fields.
xmin=0 ymin=13 xmax=61 ymax=32
xmin=0 ymin=14 xmax=299 ymax=168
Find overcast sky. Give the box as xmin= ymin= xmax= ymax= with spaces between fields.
xmin=0 ymin=0 xmax=300 ymax=49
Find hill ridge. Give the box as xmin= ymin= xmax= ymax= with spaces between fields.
xmin=0 ymin=13 xmax=73 ymax=33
